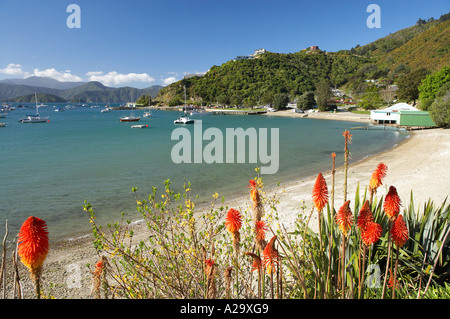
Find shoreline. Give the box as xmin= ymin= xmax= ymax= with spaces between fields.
xmin=262 ymin=108 xmax=372 ymax=123
xmin=7 ymin=119 xmax=449 ymax=298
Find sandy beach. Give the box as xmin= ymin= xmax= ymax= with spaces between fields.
xmin=5 ymin=111 xmax=450 ymax=299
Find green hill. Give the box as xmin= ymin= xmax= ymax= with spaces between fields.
xmin=156 ymin=13 xmax=450 ymax=106
xmin=157 ymin=50 xmax=372 ymax=105
xmin=377 ymin=19 xmax=450 ymax=72
xmin=13 ymin=93 xmax=66 ymax=103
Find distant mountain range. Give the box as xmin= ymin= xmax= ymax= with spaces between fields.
xmin=0 ymin=76 xmax=163 ymax=103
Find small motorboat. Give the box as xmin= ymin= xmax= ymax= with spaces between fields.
xmin=101 ymin=107 xmax=112 ymax=113
xmin=174 ymin=114 xmax=194 ymax=124
xmin=131 ymin=124 xmax=148 ymax=128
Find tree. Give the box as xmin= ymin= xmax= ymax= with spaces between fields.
xmin=429 ymin=95 xmax=450 ymax=127
xmin=136 ymin=94 xmax=151 ymax=106
xmin=296 ymin=91 xmax=316 ymax=110
xmin=273 ymin=93 xmax=289 ymax=110
xmin=315 ymin=79 xmax=332 ymax=111
xmin=261 ymin=91 xmax=274 ymax=106
xmin=418 ymin=66 xmax=450 ymax=110
xmin=380 ymin=87 xmax=396 ymax=106
xmin=396 ymin=68 xmax=429 ymax=105
xmin=217 ymin=94 xmax=229 ymax=106
xmin=358 ymin=85 xmax=382 ymax=110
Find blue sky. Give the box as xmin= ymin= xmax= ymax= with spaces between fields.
xmin=0 ymin=0 xmax=448 ymax=88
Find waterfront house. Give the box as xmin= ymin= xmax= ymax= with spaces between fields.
xmin=370 ymin=103 xmax=419 ymax=124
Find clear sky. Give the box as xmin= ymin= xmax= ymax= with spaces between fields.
xmin=0 ymin=0 xmax=448 ymax=88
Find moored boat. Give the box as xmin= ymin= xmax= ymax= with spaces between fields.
xmin=19 ymin=93 xmax=49 ymax=123
xmin=120 ymin=116 xmax=141 ymax=122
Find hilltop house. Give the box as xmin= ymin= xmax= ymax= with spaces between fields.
xmin=233 ymin=48 xmax=266 ymax=61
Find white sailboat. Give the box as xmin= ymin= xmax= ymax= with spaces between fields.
xmin=174 ymin=86 xmax=194 ymax=124
xmin=19 ymin=93 xmax=49 ymax=123
xmin=143 ymin=108 xmax=152 ymax=117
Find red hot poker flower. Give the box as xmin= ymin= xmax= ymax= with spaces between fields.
xmin=357 ymin=200 xmax=374 ymax=231
xmin=263 ymin=236 xmax=279 ymax=275
xmin=225 ymin=208 xmax=242 ymax=233
xmin=336 ymin=200 xmax=353 ymax=236
xmin=391 ymin=214 xmax=409 ymax=248
xmin=248 ymin=179 xmax=260 ymax=204
xmin=384 ymin=186 xmax=402 ymax=220
xmin=342 ymin=130 xmax=353 ymax=144
xmin=361 ymin=221 xmax=383 ymax=246
xmin=255 ymin=220 xmax=268 ymax=243
xmin=369 ymin=163 xmax=388 ymax=192
xmin=18 ymin=216 xmax=49 ymax=278
xmin=205 ymin=259 xmax=215 ymax=275
xmin=312 ymin=173 xmax=329 ymax=212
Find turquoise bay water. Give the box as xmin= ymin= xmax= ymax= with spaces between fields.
xmin=0 ymin=104 xmax=408 ymax=239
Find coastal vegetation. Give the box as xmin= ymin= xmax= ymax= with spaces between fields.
xmin=2 ymin=130 xmax=448 ymax=300
xmin=78 ymin=132 xmax=450 ymax=299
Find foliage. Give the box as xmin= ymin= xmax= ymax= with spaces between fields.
xmin=80 ymin=135 xmax=449 ymax=299
xmin=358 ymin=85 xmax=383 ymax=110
xmin=272 ymin=93 xmax=289 ymax=110
xmin=397 ymin=68 xmax=429 ymax=104
xmin=136 ymin=94 xmax=151 ymax=106
xmin=157 ymin=52 xmax=371 ymax=106
xmin=315 ymin=79 xmax=332 ymax=111
xmin=429 ymin=95 xmax=450 ymax=127
xmin=296 ymin=91 xmax=316 ymax=110
xmin=419 ymin=66 xmax=450 ymax=110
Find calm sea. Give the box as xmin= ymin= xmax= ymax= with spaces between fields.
xmin=0 ymin=103 xmax=408 ymax=239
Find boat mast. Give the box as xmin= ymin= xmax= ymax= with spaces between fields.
xmin=184 ymin=85 xmax=187 ymax=113
xmin=35 ymin=92 xmax=39 ymax=115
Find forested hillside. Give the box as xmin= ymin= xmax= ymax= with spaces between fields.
xmin=156 ymin=13 xmax=450 ymax=107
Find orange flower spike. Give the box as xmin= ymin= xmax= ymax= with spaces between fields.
xmin=369 ymin=163 xmax=388 ymax=192
xmin=391 ymin=215 xmax=409 ymax=248
xmin=205 ymin=259 xmax=215 ymax=275
xmin=388 ymin=268 xmax=396 ymax=289
xmin=248 ymin=179 xmax=260 ymax=204
xmin=225 ymin=208 xmax=242 ymax=233
xmin=245 ymin=252 xmax=262 ymax=272
xmin=18 ymin=216 xmax=49 ymax=276
xmin=357 ymin=200 xmax=373 ymax=231
xmin=255 ymin=220 xmax=268 ymax=242
xmin=335 ymin=200 xmax=353 ymax=236
xmin=342 ymin=130 xmax=352 ymax=144
xmin=361 ymin=222 xmax=383 ymax=246
xmin=312 ymin=173 xmax=329 ymax=211
xmin=263 ymin=236 xmax=279 ymax=275
xmin=384 ymin=186 xmax=402 ymax=220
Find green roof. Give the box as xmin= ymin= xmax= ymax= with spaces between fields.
xmin=398 ymin=111 xmax=436 ymax=127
